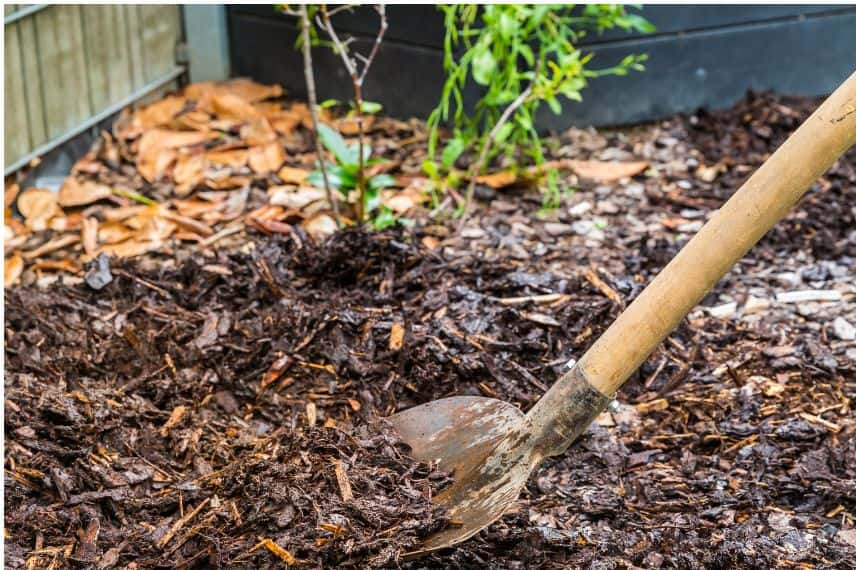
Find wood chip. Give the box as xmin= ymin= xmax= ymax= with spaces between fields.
xmin=776 ymin=290 xmax=842 ymax=303
xmin=333 ymin=459 xmax=354 ymax=502
xmin=306 ymin=402 xmax=317 ymax=427
xmin=582 ymin=268 xmax=623 ymax=306
xmin=569 ymin=159 xmax=649 ymax=181
xmin=259 ymin=538 xmax=297 ymax=564
xmin=636 ymin=398 xmax=670 ymax=414
xmin=389 ymin=321 xmax=405 ymax=351
xmin=160 ymin=405 xmax=187 ymax=436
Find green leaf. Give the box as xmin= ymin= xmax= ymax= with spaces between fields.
xmin=472 ymin=48 xmax=496 ymax=85
xmin=319 ymin=99 xmax=340 ymax=109
xmin=316 ymin=123 xmax=354 ymax=167
xmin=493 ymin=122 xmax=514 ymax=146
xmin=364 ymin=186 xmax=381 ymax=213
xmin=371 ymin=206 xmax=399 ymax=230
xmin=422 ymin=159 xmax=439 ymax=178
xmin=307 ymin=164 xmax=356 ymax=191
xmin=518 ymin=44 xmax=535 ymax=67
xmin=360 ymin=101 xmax=383 ymax=114
xmin=546 ymin=96 xmax=562 ymax=115
xmin=441 ymin=137 xmax=466 ymax=169
xmin=367 ymin=173 xmax=396 ymax=192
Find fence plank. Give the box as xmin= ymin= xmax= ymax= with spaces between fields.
xmin=16 ymin=12 xmax=48 ymax=148
xmin=5 ymin=22 xmax=31 ymax=165
xmin=139 ymin=5 xmax=180 ymax=82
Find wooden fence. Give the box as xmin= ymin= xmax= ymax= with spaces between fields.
xmin=4 ymin=4 xmax=184 ymax=174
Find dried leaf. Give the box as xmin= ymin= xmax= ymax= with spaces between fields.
xmin=476 ymin=170 xmax=518 ymax=189
xmin=58 ymin=178 xmax=113 ymax=207
xmin=261 ymin=354 xmax=294 ymax=389
xmin=5 ymin=253 xmax=24 ymax=288
xmin=22 ymin=234 xmax=80 ymax=260
xmin=277 ymin=166 xmax=311 ymax=185
xmin=302 ymin=213 xmax=338 ymax=241
xmin=132 ymin=95 xmax=187 ymax=132
xmin=185 ymin=78 xmax=283 ymax=104
xmin=248 ymin=143 xmax=285 ymax=174
xmin=98 ymin=221 xmax=136 ymax=244
xmin=173 ymin=152 xmax=207 ymax=196
xmin=17 ymin=189 xmax=63 ymax=231
xmin=5 ymin=182 xmax=20 ymax=209
xmin=198 ymin=92 xmax=262 ymax=123
xmin=569 ymin=159 xmax=649 ymax=181
xmin=206 ymin=149 xmax=249 ymax=169
xmin=337 ymin=115 xmax=374 ymax=136
xmin=137 ymin=129 xmax=216 ymax=182
xmin=96 ymin=239 xmax=162 ymax=259
xmin=268 ymin=185 xmax=326 ymax=209
xmin=240 ymin=118 xmax=278 ymax=146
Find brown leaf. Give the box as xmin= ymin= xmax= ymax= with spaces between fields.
xmin=569 ymin=159 xmax=649 ymax=181
xmin=163 ymin=212 xmax=214 ymax=237
xmin=173 ymin=151 xmax=207 ymax=196
xmin=96 ymin=239 xmax=161 ymax=259
xmin=136 ymin=129 xmax=215 ymax=182
xmin=17 ymin=189 xmax=63 ymax=231
xmin=248 ymin=142 xmax=285 ymax=174
xmin=22 ymin=234 xmax=81 ymax=260
xmin=277 ymin=166 xmax=311 ymax=185
xmin=82 ymin=217 xmax=99 ymax=255
xmin=58 ymin=178 xmax=113 ymax=207
xmin=184 ymin=78 xmax=283 ymax=104
xmin=5 ymin=182 xmax=20 ymax=209
xmin=206 ymin=149 xmax=248 ymax=169
xmin=302 ymin=213 xmax=337 ymax=241
xmin=384 ymin=180 xmax=427 ymax=214
xmin=240 ymin=118 xmax=278 ymax=146
xmin=198 ymin=92 xmax=262 ymax=122
xmin=132 ymin=95 xmax=187 ymax=132
xmin=98 ymin=221 xmax=136 ymax=244
xmin=268 ymin=185 xmax=326 ymax=209
xmin=336 ymin=115 xmax=375 ymax=136
xmin=5 ymin=253 xmax=24 ymax=288
xmin=476 ymin=170 xmax=518 ymax=189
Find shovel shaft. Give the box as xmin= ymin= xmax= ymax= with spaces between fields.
xmin=527 ymin=70 xmax=856 ymax=458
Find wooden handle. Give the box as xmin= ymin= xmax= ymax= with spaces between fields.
xmin=579 ymin=70 xmax=856 ymax=396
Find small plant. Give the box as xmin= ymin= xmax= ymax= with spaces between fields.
xmin=307 ymin=123 xmax=395 ymax=218
xmin=426 ymin=5 xmax=654 ymax=216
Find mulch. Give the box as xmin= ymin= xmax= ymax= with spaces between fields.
xmin=5 ymin=91 xmax=855 ymax=568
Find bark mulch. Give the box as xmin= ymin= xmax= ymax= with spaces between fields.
xmin=5 ymin=92 xmax=855 ymax=568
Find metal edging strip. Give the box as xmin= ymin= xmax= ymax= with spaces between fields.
xmin=4 ymin=4 xmax=50 ymax=26
xmin=4 ymin=65 xmax=186 ymax=176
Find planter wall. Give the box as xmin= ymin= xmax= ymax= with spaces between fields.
xmin=228 ymin=5 xmax=856 ymax=128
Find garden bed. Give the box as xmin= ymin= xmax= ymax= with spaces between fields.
xmin=5 ymin=87 xmax=855 ymax=568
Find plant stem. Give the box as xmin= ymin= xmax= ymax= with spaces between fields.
xmin=318 ymin=4 xmax=387 ymax=224
xmin=300 ymin=6 xmax=341 ymax=227
xmin=458 ymin=79 xmax=534 ymax=231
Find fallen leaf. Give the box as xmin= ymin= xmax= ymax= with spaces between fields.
xmin=22 ymin=235 xmax=81 ymax=260
xmin=98 ymin=221 xmax=136 ymax=244
xmin=173 ymin=152 xmax=207 ymax=196
xmin=29 ymin=259 xmax=80 ymax=275
xmin=163 ymin=212 xmax=214 ymax=237
xmin=184 ymin=78 xmax=283 ymax=104
xmin=132 ymin=95 xmax=187 ymax=132
xmin=198 ymin=92 xmax=262 ymax=123
xmin=240 ymin=118 xmax=278 ymax=146
xmin=206 ymin=149 xmax=248 ymax=169
xmin=17 ymin=189 xmax=62 ymax=231
xmin=569 ymin=159 xmax=649 ymax=181
xmin=302 ymin=213 xmax=337 ymax=241
xmin=336 ymin=115 xmax=374 ymax=136
xmin=248 ymin=142 xmax=285 ymax=174
xmin=5 ymin=182 xmax=20 ymax=208
xmin=476 ymin=170 xmax=518 ymax=189
xmin=96 ymin=239 xmax=162 ymax=259
xmin=136 ymin=129 xmax=216 ymax=182
xmin=277 ymin=166 xmax=310 ymax=185
xmin=58 ymin=178 xmax=113 ymax=207
xmin=384 ymin=182 xmax=426 ymax=214
xmin=268 ymin=185 xmax=327 ymax=209
xmin=5 ymin=253 xmax=24 ymax=288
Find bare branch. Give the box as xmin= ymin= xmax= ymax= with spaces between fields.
xmin=301 ymin=5 xmax=340 ymax=226
xmin=357 ymin=5 xmax=387 ymax=84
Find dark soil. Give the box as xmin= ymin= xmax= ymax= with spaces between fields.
xmin=5 ymin=92 xmax=855 ymax=569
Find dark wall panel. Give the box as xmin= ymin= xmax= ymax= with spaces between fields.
xmin=229 ymin=6 xmax=856 ymax=128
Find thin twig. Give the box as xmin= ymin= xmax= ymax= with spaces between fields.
xmin=317 ymin=4 xmax=388 ymax=223
xmin=458 ymin=79 xmax=535 ymax=231
xmin=300 ymin=6 xmax=341 ymax=226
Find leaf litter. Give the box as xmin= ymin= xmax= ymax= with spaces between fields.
xmin=4 ymin=87 xmax=856 ymax=568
